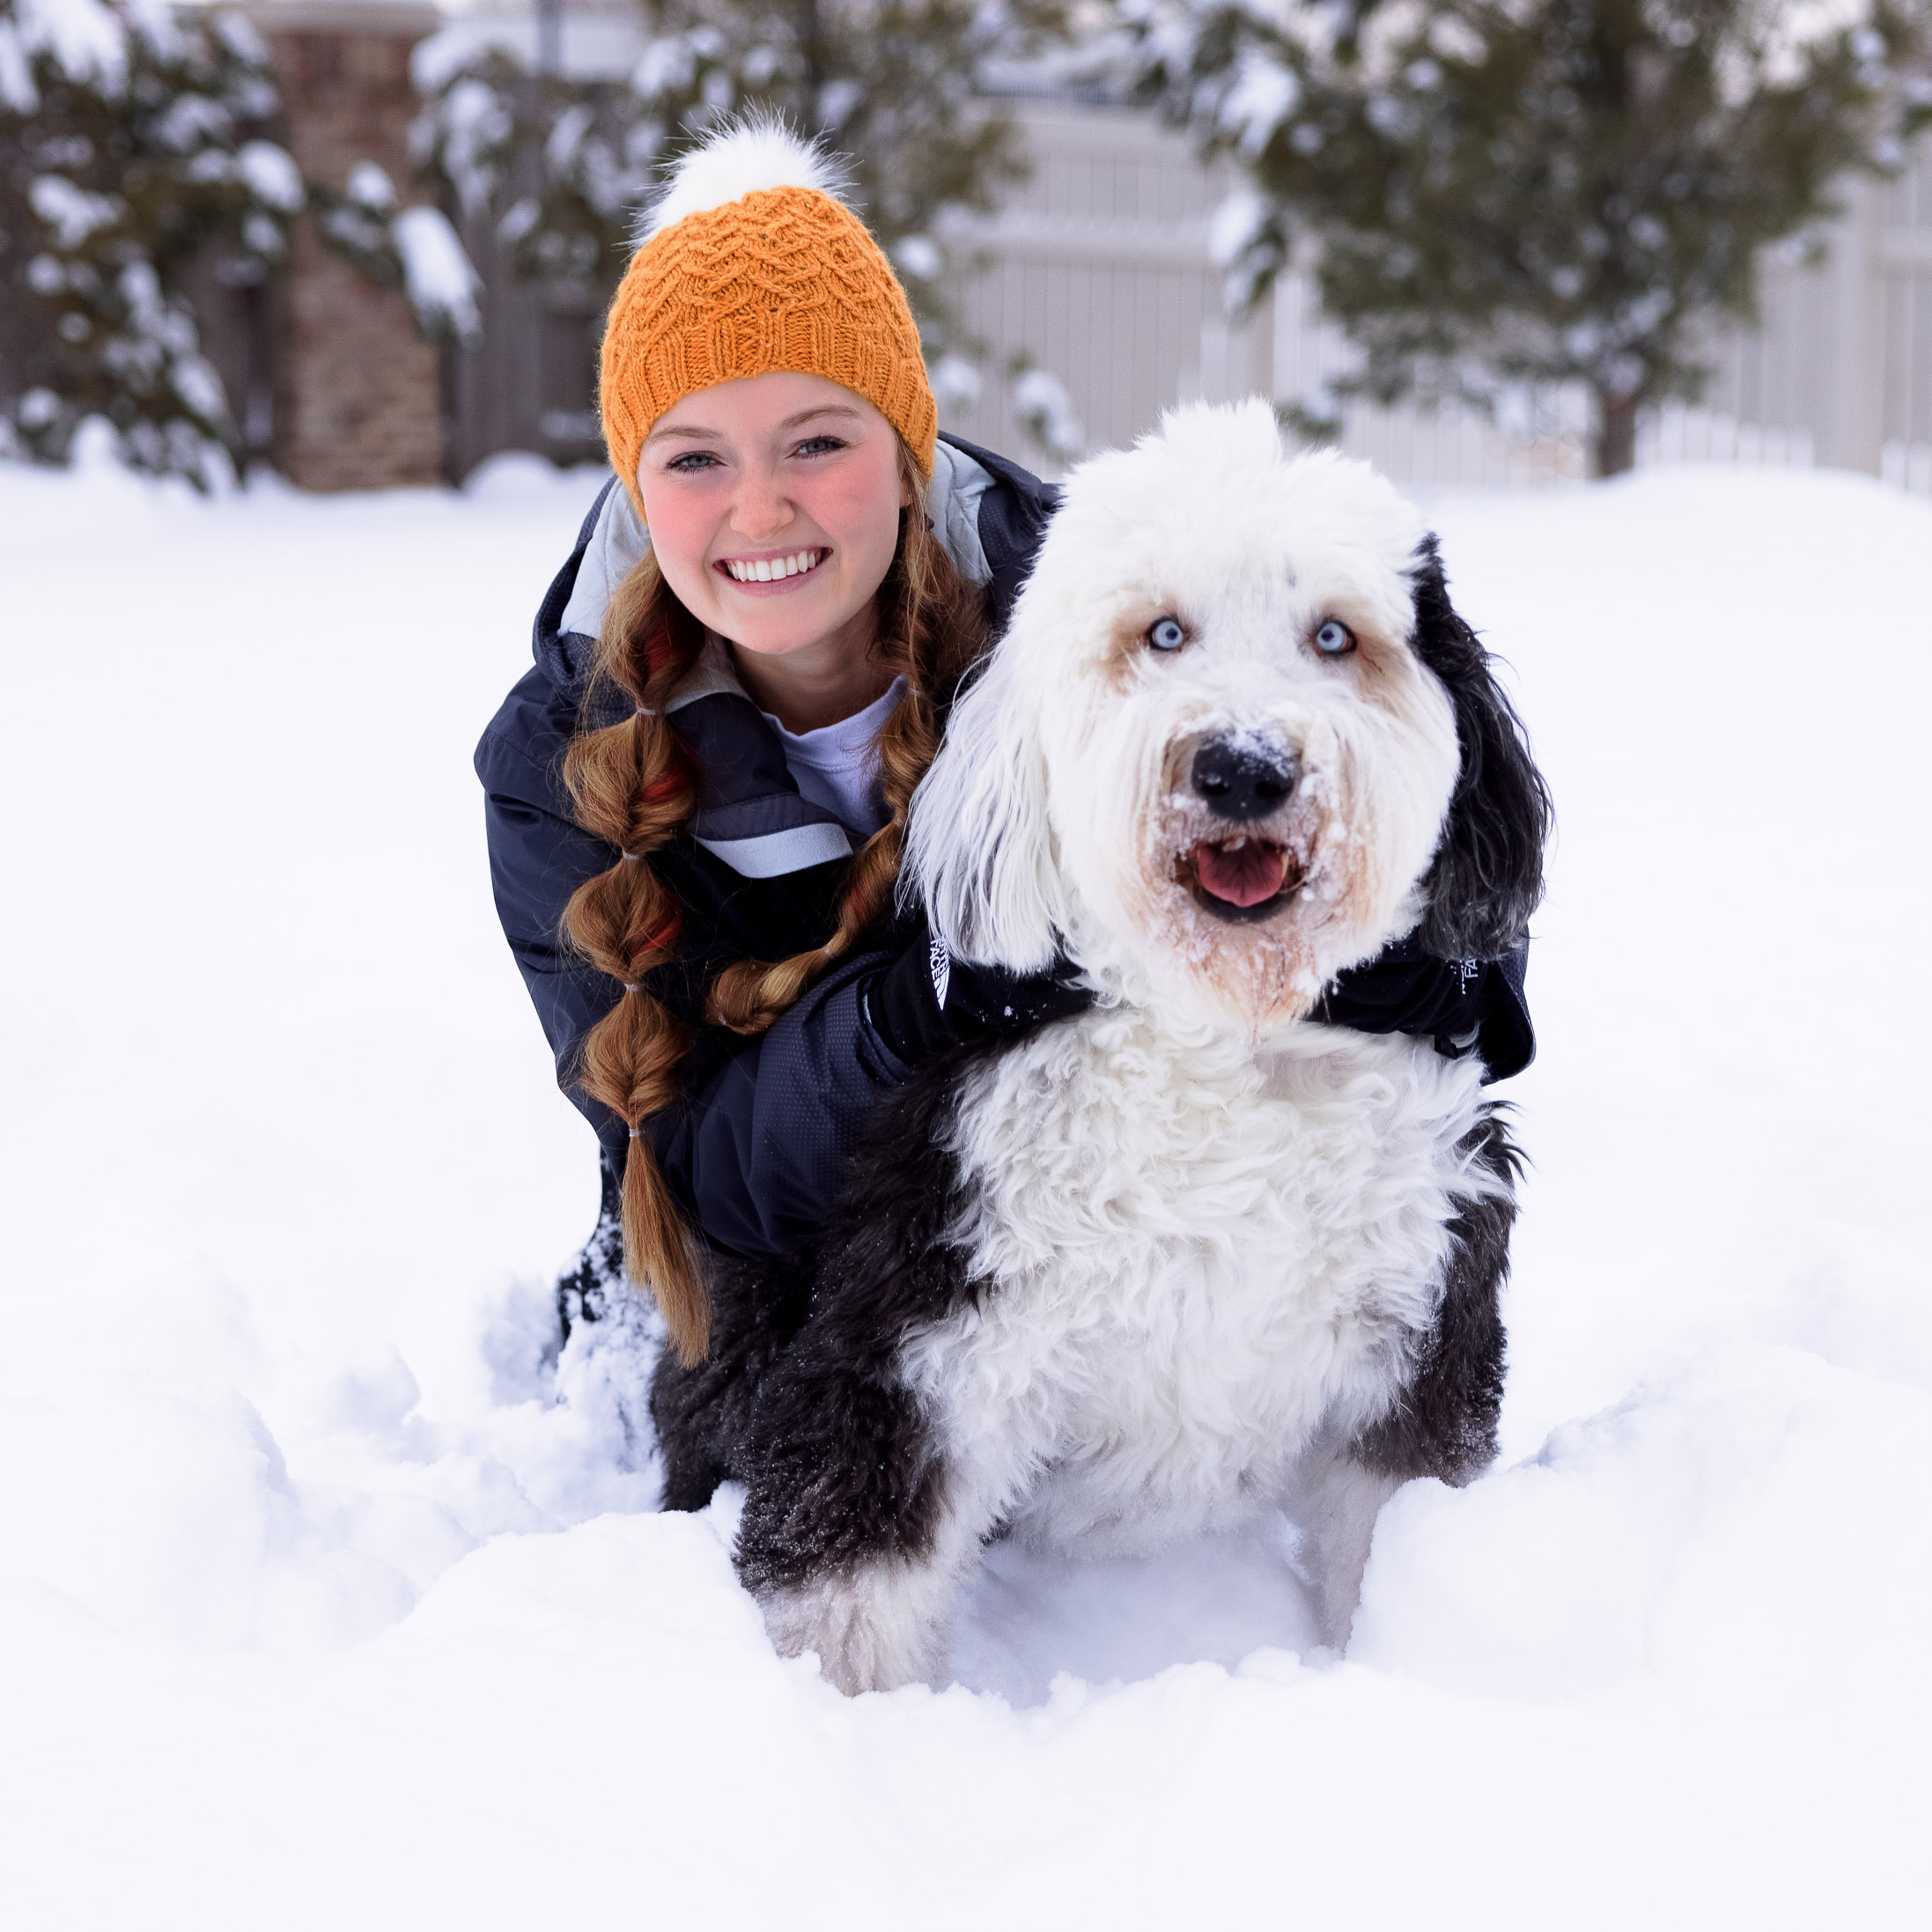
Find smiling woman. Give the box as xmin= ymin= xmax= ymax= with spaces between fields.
xmin=474 ymin=117 xmax=1087 ymax=1362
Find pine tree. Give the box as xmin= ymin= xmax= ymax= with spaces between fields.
xmin=1137 ymin=0 xmax=1932 ymax=475
xmin=0 ymin=0 xmax=303 ymax=481
xmin=1 ymin=0 xmax=481 ymax=484
xmin=413 ymin=0 xmax=1073 ymax=409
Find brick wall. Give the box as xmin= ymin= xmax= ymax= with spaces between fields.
xmin=255 ymin=2 xmax=444 ymax=490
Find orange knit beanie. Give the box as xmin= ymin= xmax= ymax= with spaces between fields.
xmin=601 ymin=119 xmax=938 ymax=517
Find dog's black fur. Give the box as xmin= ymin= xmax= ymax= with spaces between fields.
xmin=1407 ymin=538 xmax=1553 ymax=959
xmin=1348 ymin=1109 xmax=1522 ymax=1483
xmin=652 ymin=1046 xmax=996 ymax=1590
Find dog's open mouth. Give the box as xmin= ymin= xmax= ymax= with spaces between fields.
xmin=1179 ymin=836 xmax=1306 ymax=922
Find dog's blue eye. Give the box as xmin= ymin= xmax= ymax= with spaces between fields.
xmin=1147 ymin=616 xmax=1187 ymax=653
xmin=1314 ymin=619 xmax=1357 ymax=658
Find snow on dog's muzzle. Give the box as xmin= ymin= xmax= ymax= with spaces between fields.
xmin=1179 ymin=733 xmax=1307 ymax=921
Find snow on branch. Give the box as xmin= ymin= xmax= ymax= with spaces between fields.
xmin=394 ymin=204 xmax=482 ymax=345
xmin=406 ymin=0 xmax=1081 ymax=407
xmin=1012 ymin=364 xmax=1086 ymax=463
xmin=1131 ymin=0 xmax=1932 ymax=475
xmin=310 ymin=162 xmax=483 ymax=348
xmin=6 ymin=0 xmax=129 ymax=99
xmin=1 ymin=0 xmax=302 ymax=483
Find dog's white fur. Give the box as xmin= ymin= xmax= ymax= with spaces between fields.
xmin=766 ymin=402 xmax=1498 ymax=1693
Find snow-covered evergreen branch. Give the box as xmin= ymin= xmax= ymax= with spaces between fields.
xmin=409 ymin=0 xmax=1075 ymax=387
xmin=0 ymin=0 xmax=298 ymax=482
xmin=1130 ymin=0 xmax=1932 ymax=474
xmin=309 ymin=160 xmax=482 ymax=346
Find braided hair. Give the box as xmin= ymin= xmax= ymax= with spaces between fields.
xmin=560 ymin=443 xmax=984 ymax=1363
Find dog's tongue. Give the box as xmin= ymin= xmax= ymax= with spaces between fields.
xmin=1192 ymin=838 xmax=1289 ymax=908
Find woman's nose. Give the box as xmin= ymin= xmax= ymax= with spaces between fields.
xmin=730 ymin=467 xmax=793 ymax=541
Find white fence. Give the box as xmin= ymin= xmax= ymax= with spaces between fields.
xmin=942 ymin=100 xmax=1932 ymax=491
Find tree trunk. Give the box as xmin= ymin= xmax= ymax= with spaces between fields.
xmin=1594 ymin=389 xmax=1638 ymax=477
xmin=800 ymin=0 xmax=823 ymax=103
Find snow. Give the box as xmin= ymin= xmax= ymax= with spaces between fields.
xmin=27 ymin=172 xmax=122 ymax=247
xmin=2 ymin=449 xmax=1929 ymax=1927
xmin=930 ymin=351 xmax=984 ymax=415
xmin=236 ymin=138 xmax=305 ymax=216
xmin=1207 ymin=185 xmax=1268 ymax=269
xmin=0 ymin=20 xmax=36 ymax=113
xmin=344 ymin=159 xmax=397 ymax=212
xmin=1013 ymin=366 xmax=1086 ymax=461
xmin=893 ymin=232 xmax=944 ymax=281
xmin=8 ymin=0 xmax=127 ymax=94
xmin=393 ymin=203 xmax=483 ymax=343
xmin=1217 ymin=54 xmax=1300 ymax=159
xmin=425 ymin=71 xmax=516 ymax=214
xmin=410 ymin=9 xmax=648 ymax=92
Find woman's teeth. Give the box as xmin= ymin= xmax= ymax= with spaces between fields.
xmin=723 ymin=549 xmax=823 ymax=583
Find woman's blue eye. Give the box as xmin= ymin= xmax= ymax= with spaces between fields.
xmin=1147 ymin=616 xmax=1187 ymax=653
xmin=794 ymin=435 xmax=846 ymax=457
xmin=667 ymin=451 xmax=720 ymax=473
xmin=1314 ymin=619 xmax=1357 ymax=657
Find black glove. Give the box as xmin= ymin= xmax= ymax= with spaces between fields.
xmin=1317 ymin=934 xmax=1535 ymax=1082
xmin=861 ymin=920 xmax=1094 ymax=1066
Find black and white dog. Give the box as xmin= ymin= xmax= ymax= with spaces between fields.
xmin=653 ymin=399 xmax=1551 ymax=1694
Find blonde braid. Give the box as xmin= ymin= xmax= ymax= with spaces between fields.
xmin=560 ymin=555 xmax=712 ymax=1363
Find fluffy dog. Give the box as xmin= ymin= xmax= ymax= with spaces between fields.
xmin=653 ymin=399 xmax=1551 ymax=1694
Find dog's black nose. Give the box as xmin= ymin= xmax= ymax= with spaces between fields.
xmin=1190 ymin=736 xmax=1299 ymax=820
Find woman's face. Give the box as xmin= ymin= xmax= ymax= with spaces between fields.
xmin=637 ymin=370 xmax=911 ymax=670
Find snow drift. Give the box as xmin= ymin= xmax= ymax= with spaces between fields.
xmin=1 ymin=432 xmax=1928 ymax=1928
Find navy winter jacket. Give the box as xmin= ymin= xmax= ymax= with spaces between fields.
xmin=476 ymin=434 xmax=1533 ymax=1262
xmin=475 ymin=435 xmax=1057 ymax=1259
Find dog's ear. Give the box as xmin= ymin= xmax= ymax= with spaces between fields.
xmin=903 ymin=645 xmax=1065 ymax=971
xmin=1408 ymin=536 xmax=1553 ymax=957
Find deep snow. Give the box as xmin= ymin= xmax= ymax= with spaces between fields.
xmin=2 ymin=433 xmax=1928 ymax=1928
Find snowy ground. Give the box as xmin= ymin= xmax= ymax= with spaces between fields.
xmin=3 ymin=433 xmax=1928 ymax=1928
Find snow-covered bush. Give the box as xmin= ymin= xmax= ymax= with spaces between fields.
xmin=308 ymin=160 xmax=482 ymax=345
xmin=411 ymin=0 xmax=1073 ymax=378
xmin=1010 ymin=359 xmax=1084 ymax=460
xmin=1134 ymin=0 xmax=1932 ymax=475
xmin=0 ymin=0 xmax=299 ymax=482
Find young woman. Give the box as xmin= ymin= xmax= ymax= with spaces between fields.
xmin=476 ymin=121 xmax=1535 ymax=1364
xmin=476 ymin=124 xmax=1094 ymax=1361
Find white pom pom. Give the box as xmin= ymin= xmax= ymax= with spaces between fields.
xmin=638 ymin=113 xmax=853 ymax=242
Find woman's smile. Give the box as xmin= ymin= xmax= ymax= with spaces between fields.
xmin=715 ymin=546 xmax=830 ymax=590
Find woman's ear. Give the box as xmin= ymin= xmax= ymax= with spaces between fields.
xmin=1407 ymin=538 xmax=1553 ymax=958
xmin=903 ymin=645 xmax=1065 ymax=970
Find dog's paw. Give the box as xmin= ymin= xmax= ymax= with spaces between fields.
xmin=758 ymin=1560 xmax=954 ymax=1696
